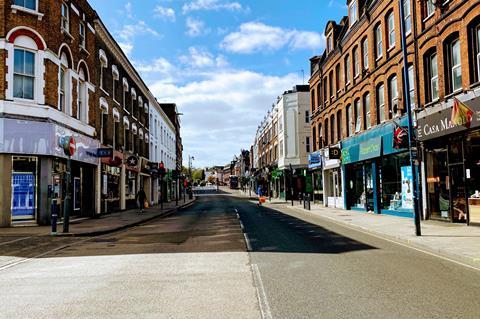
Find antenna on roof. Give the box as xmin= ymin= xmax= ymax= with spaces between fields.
xmin=296 ymin=69 xmax=305 ymax=84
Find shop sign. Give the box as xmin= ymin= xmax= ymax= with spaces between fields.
xmin=308 ymin=151 xmax=322 ymax=169
xmin=417 ymin=97 xmax=480 ymax=141
xmin=329 ymin=147 xmax=341 ymax=160
xmin=359 ymin=137 xmax=382 ymax=161
xmin=126 ymin=155 xmax=138 ymax=167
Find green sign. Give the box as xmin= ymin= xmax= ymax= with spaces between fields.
xmin=359 ymin=137 xmax=382 ymax=161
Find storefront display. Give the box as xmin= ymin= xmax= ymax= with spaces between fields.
xmin=11 ymin=157 xmax=38 ymax=221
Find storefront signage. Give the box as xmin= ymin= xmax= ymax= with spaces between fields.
xmin=359 ymin=137 xmax=382 ymax=161
xmin=308 ymin=151 xmax=322 ymax=170
xmin=401 ymin=166 xmax=414 ymax=209
xmin=126 ymin=156 xmax=138 ymax=167
xmin=329 ymin=147 xmax=341 ymax=160
xmin=417 ymin=97 xmax=480 ymax=141
xmin=97 ymin=148 xmax=113 ymax=158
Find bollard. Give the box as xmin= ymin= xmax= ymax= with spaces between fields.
xmin=299 ymin=193 xmax=303 ymax=205
xmin=51 ymin=200 xmax=58 ymax=236
xmin=306 ymin=194 xmax=311 ymax=211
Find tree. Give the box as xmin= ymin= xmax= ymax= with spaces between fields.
xmin=207 ymin=175 xmax=216 ymax=184
xmin=192 ymin=169 xmax=205 ymax=182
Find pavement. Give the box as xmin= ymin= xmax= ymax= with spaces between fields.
xmin=0 ymin=197 xmax=196 ymax=238
xmin=234 ymin=188 xmax=480 ymax=271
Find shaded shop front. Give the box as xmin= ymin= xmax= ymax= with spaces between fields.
xmin=418 ymin=95 xmax=480 ymax=225
xmin=341 ymin=117 xmax=413 ymax=217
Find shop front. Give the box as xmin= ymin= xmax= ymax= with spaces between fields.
xmin=125 ymin=154 xmax=140 ymax=210
xmin=323 ymin=146 xmax=343 ymax=209
xmin=308 ymin=151 xmax=323 ymax=204
xmin=271 ymin=169 xmax=284 ymax=199
xmin=0 ymin=118 xmax=100 ymax=227
xmin=418 ymin=95 xmax=480 ymax=225
xmin=342 ymin=117 xmax=413 ymax=217
xmin=101 ymin=150 xmax=123 ymax=214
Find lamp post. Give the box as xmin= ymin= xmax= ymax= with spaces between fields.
xmin=188 ymin=155 xmax=195 ymax=182
xmin=399 ymin=0 xmax=421 ymax=236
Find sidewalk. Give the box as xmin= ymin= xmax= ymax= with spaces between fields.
xmin=236 ymin=189 xmax=480 ymax=270
xmin=0 ymin=198 xmax=196 ymax=238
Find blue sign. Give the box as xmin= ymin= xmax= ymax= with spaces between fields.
xmin=308 ymin=151 xmax=322 ymax=169
xmin=11 ymin=172 xmax=35 ymax=218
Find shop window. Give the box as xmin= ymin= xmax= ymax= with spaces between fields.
xmin=362 ymin=37 xmax=368 ymax=70
xmin=426 ymin=147 xmax=450 ymax=220
xmin=353 ymin=46 xmax=359 ymax=78
xmin=388 ymin=76 xmax=399 ymax=118
xmin=468 ymin=19 xmax=480 ymax=84
xmin=387 ymin=11 xmax=395 ymax=49
xmin=11 ymin=157 xmax=38 ymax=221
xmin=13 ymin=48 xmax=35 ymax=100
xmin=403 ymin=0 xmax=411 ymax=34
xmin=363 ymin=92 xmax=371 ymax=129
xmin=375 ymin=84 xmax=384 ymax=124
xmin=354 ymin=99 xmax=361 ymax=133
xmin=345 ymin=54 xmax=351 ymax=85
xmin=424 ymin=50 xmax=439 ymax=102
xmin=444 ymin=35 xmax=462 ymax=94
xmin=375 ymin=24 xmax=383 ymax=60
xmin=14 ymin=0 xmax=37 ymax=10
xmin=380 ymin=153 xmax=412 ymax=211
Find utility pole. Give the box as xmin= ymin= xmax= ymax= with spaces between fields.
xmin=399 ymin=0 xmax=421 ymax=236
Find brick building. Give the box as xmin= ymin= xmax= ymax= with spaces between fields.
xmin=309 ymin=0 xmax=480 ymax=225
xmin=0 ymin=0 xmax=179 ymax=227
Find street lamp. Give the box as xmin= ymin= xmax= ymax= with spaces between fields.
xmin=399 ymin=0 xmax=421 ymax=236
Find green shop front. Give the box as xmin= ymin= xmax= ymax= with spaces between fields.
xmin=341 ymin=118 xmax=414 ymax=217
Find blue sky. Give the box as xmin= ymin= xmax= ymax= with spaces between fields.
xmin=90 ymin=0 xmax=346 ymax=168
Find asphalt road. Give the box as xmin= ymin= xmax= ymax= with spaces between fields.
xmin=1 ymin=190 xmax=480 ymax=318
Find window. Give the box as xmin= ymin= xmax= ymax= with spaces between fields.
xmin=312 ymin=127 xmax=317 ymax=152
xmin=375 ymin=24 xmax=383 ymax=59
xmin=354 ymin=99 xmax=361 ymax=133
xmin=78 ymin=68 xmax=87 ymax=121
xmin=425 ymin=0 xmax=435 ymax=18
xmin=101 ymin=113 xmax=108 ymax=145
xmin=364 ymin=93 xmax=371 ymax=129
xmin=425 ymin=52 xmax=439 ymax=102
xmin=389 ymin=76 xmax=399 ymax=118
xmin=387 ymin=12 xmax=395 ymax=48
xmin=335 ymin=64 xmax=341 ymax=91
xmin=330 ymin=115 xmax=335 ymax=144
xmin=13 ymin=49 xmax=35 ymax=100
xmin=337 ymin=110 xmax=342 ymax=141
xmin=408 ymin=65 xmax=415 ymax=109
xmin=329 ymin=71 xmax=334 ymax=99
xmin=100 ymin=66 xmax=104 ymax=89
xmin=324 ymin=120 xmax=329 ymax=146
xmin=403 ymin=0 xmax=411 ymax=34
xmin=79 ymin=22 xmax=86 ymax=49
xmin=353 ymin=47 xmax=359 ymax=77
xmin=345 ymin=55 xmax=351 ymax=84
xmin=377 ymin=84 xmax=385 ymax=123
xmin=306 ymin=137 xmax=311 ymax=153
xmin=112 ymin=78 xmax=117 ymax=101
xmin=318 ymin=123 xmax=323 ymax=148
xmin=61 ymin=2 xmax=69 ymax=33
xmin=362 ymin=38 xmax=369 ymax=70
xmin=13 ymin=0 xmax=36 ymax=10
xmin=349 ymin=0 xmax=358 ymax=25
xmin=327 ymin=32 xmax=334 ymax=53
xmin=468 ymin=22 xmax=480 ymax=84
xmin=316 ymin=83 xmax=322 ymax=109
xmin=346 ymin=104 xmax=352 ymax=136
xmin=305 ymin=111 xmax=310 ymax=123
xmin=59 ymin=66 xmax=66 ymax=111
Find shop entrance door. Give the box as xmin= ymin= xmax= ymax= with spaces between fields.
xmin=333 ymin=171 xmax=340 ymax=208
xmin=365 ymin=163 xmax=374 ymax=212
xmin=449 ymin=164 xmax=468 ymax=223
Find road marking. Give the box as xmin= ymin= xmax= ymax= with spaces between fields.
xmin=239 ymin=221 xmax=245 ymax=231
xmin=251 ymin=263 xmax=272 ymax=319
xmin=235 ymin=209 xmax=239 ymax=213
xmin=0 ymin=236 xmax=33 ymax=247
xmin=243 ymin=233 xmax=252 ymax=251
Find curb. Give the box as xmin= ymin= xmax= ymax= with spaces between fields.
xmin=264 ymin=202 xmax=480 ymax=271
xmin=57 ymin=199 xmax=198 ymax=238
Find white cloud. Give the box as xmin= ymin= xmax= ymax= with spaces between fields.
xmin=221 ymin=22 xmax=325 ymax=54
xmin=124 ymin=2 xmax=134 ymax=19
xmin=116 ymin=21 xmax=160 ymax=56
xmin=179 ymin=47 xmax=228 ymax=68
xmin=154 ymin=6 xmax=176 ymax=21
xmin=140 ymin=55 xmax=301 ymax=167
xmin=182 ymin=0 xmax=243 ymax=14
xmin=185 ymin=17 xmax=209 ymax=37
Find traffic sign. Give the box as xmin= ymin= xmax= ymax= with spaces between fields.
xmin=61 ymin=136 xmax=76 ymax=157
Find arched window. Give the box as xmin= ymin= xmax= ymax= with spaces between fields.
xmin=388 ymin=75 xmax=399 ymax=118
xmin=330 ymin=115 xmax=335 ymax=144
xmin=444 ymin=33 xmax=462 ymax=94
xmin=354 ymin=99 xmax=361 ymax=133
xmin=13 ymin=45 xmax=36 ymax=100
xmin=337 ymin=109 xmax=342 ymax=141
xmin=78 ymin=65 xmax=88 ymax=121
xmin=58 ymin=46 xmax=73 ymax=114
xmin=317 ymin=82 xmax=322 ymax=109
xmin=375 ymin=24 xmax=383 ymax=59
xmin=353 ymin=46 xmax=359 ymax=78
xmin=312 ymin=126 xmax=317 ymax=152
xmin=311 ymin=87 xmax=316 ymax=113
xmin=363 ymin=92 xmax=371 ymax=130
xmin=318 ymin=123 xmax=323 ymax=149
xmin=346 ymin=104 xmax=352 ymax=137
xmin=345 ymin=54 xmax=351 ymax=84
xmin=324 ymin=120 xmax=329 ymax=147
xmin=377 ymin=84 xmax=385 ymax=123
xmin=387 ymin=11 xmax=395 ymax=49
xmin=335 ymin=63 xmax=341 ymax=92
xmin=468 ymin=17 xmax=480 ymax=84
xmin=362 ymin=37 xmax=369 ymax=70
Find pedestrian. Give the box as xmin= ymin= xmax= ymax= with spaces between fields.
xmin=257 ymin=185 xmax=263 ymax=206
xmin=136 ymin=187 xmax=147 ymax=213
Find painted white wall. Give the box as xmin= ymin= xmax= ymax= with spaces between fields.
xmin=149 ymin=101 xmax=176 ymax=170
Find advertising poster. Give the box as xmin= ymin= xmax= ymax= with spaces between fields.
xmin=74 ymin=177 xmax=81 ymax=211
xmin=11 ymin=172 xmax=35 ymax=219
xmin=401 ymin=166 xmax=414 ymax=210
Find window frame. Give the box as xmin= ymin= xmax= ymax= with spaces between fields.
xmin=377 ymin=84 xmax=386 ymax=123
xmin=387 ymin=12 xmax=395 ymax=49
xmin=375 ymin=24 xmax=383 ymax=60
xmin=61 ymin=2 xmax=70 ymax=33
xmin=13 ymin=0 xmax=37 ymax=11
xmin=13 ymin=48 xmax=36 ymax=100
xmin=364 ymin=92 xmax=371 ymax=130
xmin=79 ymin=22 xmax=86 ymax=49
xmin=403 ymin=0 xmax=411 ymax=35
xmin=362 ymin=38 xmax=369 ymax=70
xmin=354 ymin=99 xmax=361 ymax=133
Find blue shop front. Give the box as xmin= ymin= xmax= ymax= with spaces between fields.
xmin=341 ymin=117 xmax=414 ymax=217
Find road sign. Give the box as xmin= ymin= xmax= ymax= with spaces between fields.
xmin=60 ymin=136 xmax=76 ymax=157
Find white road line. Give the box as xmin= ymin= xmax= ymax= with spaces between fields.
xmin=0 ymin=236 xmax=32 ymax=247
xmin=243 ymin=233 xmax=252 ymax=251
xmin=239 ymin=221 xmax=245 ymax=231
xmin=235 ymin=209 xmax=238 ymax=214
xmin=236 ymin=213 xmax=240 ymax=219
xmin=252 ymin=263 xmax=273 ymax=319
